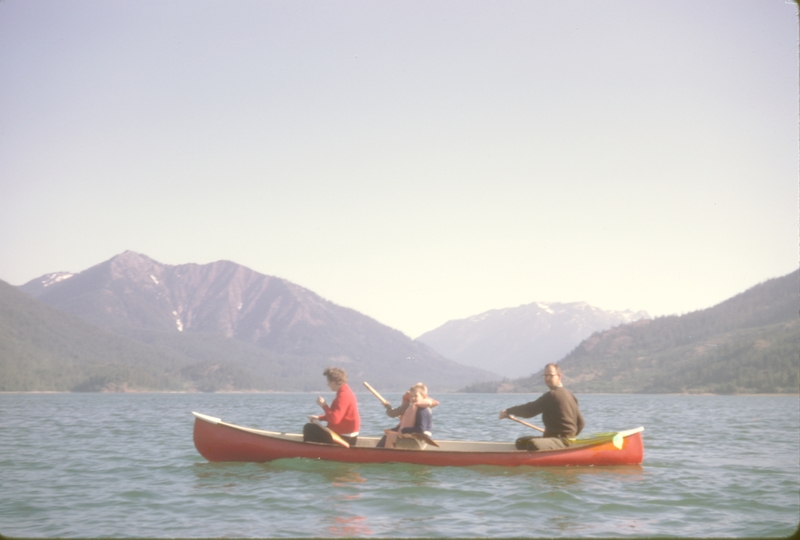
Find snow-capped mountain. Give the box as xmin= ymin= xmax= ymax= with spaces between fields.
xmin=416 ymin=301 xmax=650 ymax=378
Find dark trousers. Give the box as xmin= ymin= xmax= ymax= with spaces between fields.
xmin=302 ymin=423 xmax=357 ymax=446
xmin=515 ymin=435 xmax=569 ymax=451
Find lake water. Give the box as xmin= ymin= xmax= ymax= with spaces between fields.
xmin=1 ymin=392 xmax=798 ymax=538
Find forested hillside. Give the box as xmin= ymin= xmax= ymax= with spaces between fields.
xmin=0 ymin=279 xmax=189 ymax=391
xmin=0 ymin=279 xmax=378 ymax=391
xmin=1 ymin=276 xmax=491 ymax=392
xmin=463 ymin=270 xmax=799 ymax=394
xmin=14 ymin=251 xmax=495 ymax=392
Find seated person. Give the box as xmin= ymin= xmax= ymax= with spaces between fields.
xmin=303 ymin=367 xmax=360 ymax=447
xmin=499 ymin=363 xmax=584 ymax=451
xmin=377 ymin=383 xmax=438 ymax=448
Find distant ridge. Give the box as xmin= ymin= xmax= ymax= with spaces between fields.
xmin=417 ymin=301 xmax=649 ymax=377
xmin=15 ymin=251 xmax=497 ymax=392
xmin=462 ymin=269 xmax=800 ymax=394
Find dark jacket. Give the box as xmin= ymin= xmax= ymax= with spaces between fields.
xmin=505 ymin=386 xmax=584 ymax=438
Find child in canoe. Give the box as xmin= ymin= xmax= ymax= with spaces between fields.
xmin=377 ymin=382 xmax=438 ymax=448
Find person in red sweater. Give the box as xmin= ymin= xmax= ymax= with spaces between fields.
xmin=303 ymin=367 xmax=360 ymax=446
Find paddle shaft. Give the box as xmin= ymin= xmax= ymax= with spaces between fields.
xmin=363 ymin=381 xmax=390 ymax=406
xmin=507 ymin=414 xmax=545 ymax=433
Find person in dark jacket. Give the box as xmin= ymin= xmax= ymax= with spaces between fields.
xmin=499 ymin=363 xmax=585 ymax=451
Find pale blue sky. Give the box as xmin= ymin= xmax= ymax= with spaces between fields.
xmin=1 ymin=1 xmax=797 ymax=338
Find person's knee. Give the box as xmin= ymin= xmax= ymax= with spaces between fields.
xmin=516 ymin=436 xmax=568 ymax=451
xmin=515 ymin=435 xmax=538 ymax=451
xmin=303 ymin=422 xmax=326 ymax=443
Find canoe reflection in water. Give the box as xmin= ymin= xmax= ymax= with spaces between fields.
xmin=326 ymin=515 xmax=372 ymax=537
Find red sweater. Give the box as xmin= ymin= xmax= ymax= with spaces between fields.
xmin=319 ymin=383 xmax=360 ymax=436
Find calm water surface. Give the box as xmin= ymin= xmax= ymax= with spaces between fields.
xmin=1 ymin=393 xmax=798 ymax=538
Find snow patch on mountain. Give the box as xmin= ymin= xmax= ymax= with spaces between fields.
xmin=40 ymin=273 xmax=74 ymax=287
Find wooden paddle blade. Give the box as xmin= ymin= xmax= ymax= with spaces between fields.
xmin=410 ymin=432 xmax=440 ymax=447
xmin=328 ymin=431 xmax=351 ymax=449
xmin=612 ymin=433 xmax=623 ymax=450
xmin=311 ymin=419 xmax=350 ymax=448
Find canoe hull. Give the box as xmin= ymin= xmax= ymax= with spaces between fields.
xmin=192 ymin=413 xmax=644 ymax=467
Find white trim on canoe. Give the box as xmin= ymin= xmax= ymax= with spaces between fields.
xmin=617 ymin=427 xmax=645 ymax=437
xmin=193 ymin=412 xmax=221 ymax=424
xmin=193 ymin=411 xmax=304 ymax=441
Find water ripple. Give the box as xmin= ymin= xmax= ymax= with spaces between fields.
xmin=0 ymin=393 xmax=797 ymax=537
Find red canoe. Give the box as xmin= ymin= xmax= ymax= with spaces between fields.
xmin=192 ymin=412 xmax=644 ymax=467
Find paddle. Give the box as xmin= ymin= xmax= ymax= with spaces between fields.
xmin=408 ymin=432 xmax=440 ymax=448
xmin=507 ymin=414 xmax=545 ymax=433
xmin=612 ymin=433 xmax=623 ymax=449
xmin=564 ymin=432 xmax=624 ymax=449
xmin=310 ymin=418 xmax=350 ymax=448
xmin=506 ymin=414 xmax=624 ymax=449
xmin=363 ymin=381 xmax=390 ymax=406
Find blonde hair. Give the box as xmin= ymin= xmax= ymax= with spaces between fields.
xmin=411 ymin=382 xmax=428 ymax=397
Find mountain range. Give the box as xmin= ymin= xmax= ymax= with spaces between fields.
xmin=462 ymin=269 xmax=799 ymax=394
xmin=9 ymin=251 xmax=497 ymax=392
xmin=5 ymin=251 xmax=796 ymax=394
xmin=416 ymin=302 xmax=649 ymax=377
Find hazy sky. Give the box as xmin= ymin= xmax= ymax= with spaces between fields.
xmin=1 ymin=1 xmax=797 ymax=338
